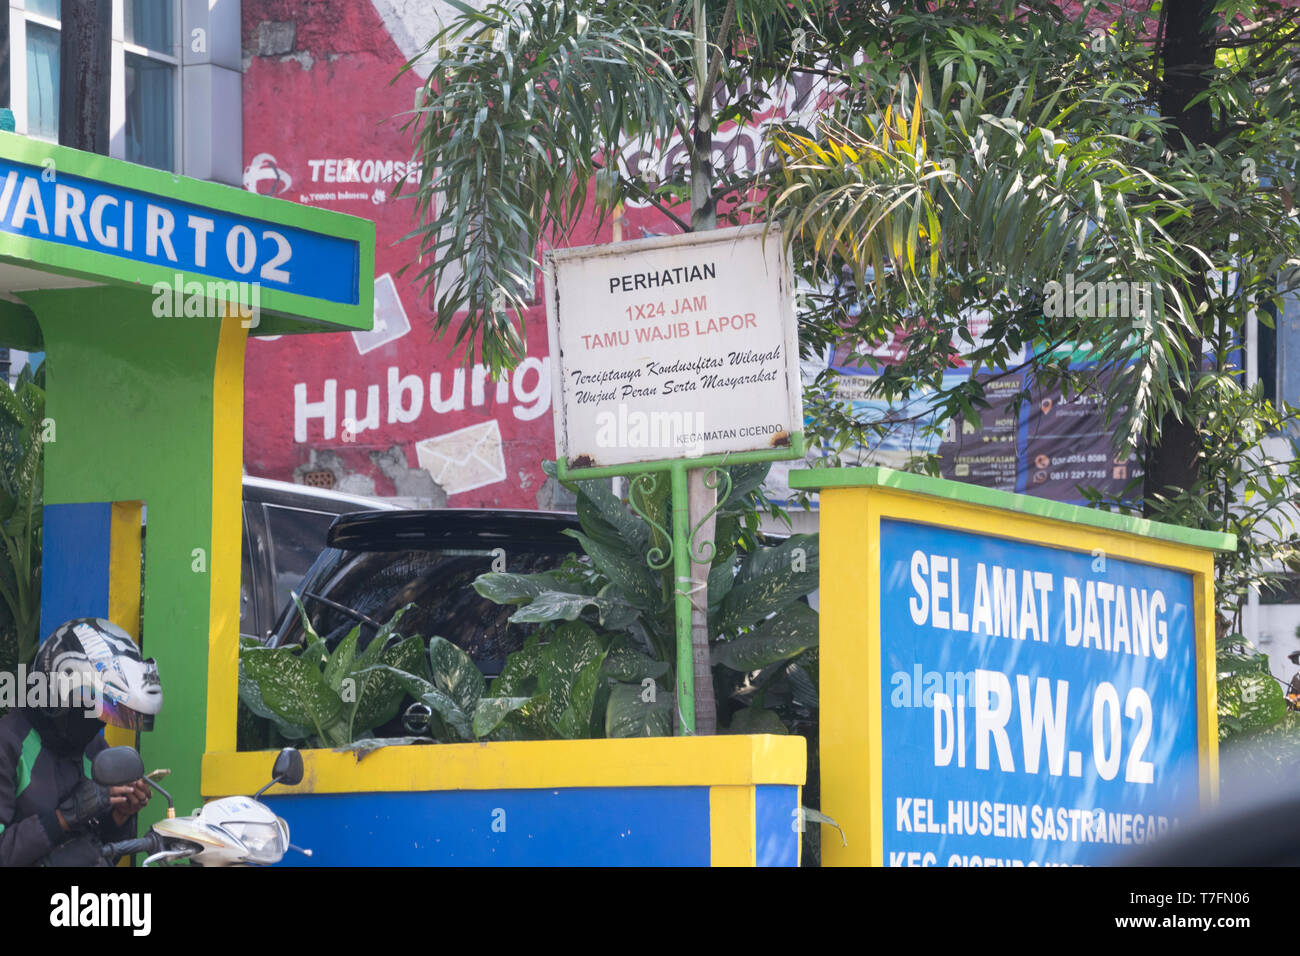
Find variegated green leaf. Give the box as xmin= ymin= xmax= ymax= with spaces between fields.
xmin=713 ymin=602 xmax=819 ymax=671
xmin=605 ymin=680 xmax=673 ymax=738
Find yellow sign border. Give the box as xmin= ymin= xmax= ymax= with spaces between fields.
xmin=817 ymin=483 xmax=1219 ymax=867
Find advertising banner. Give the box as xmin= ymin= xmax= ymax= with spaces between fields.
xmin=241 ymin=2 xmax=560 ymax=505
xmin=240 ymin=2 xmax=820 ymax=502
xmin=819 ymin=345 xmax=1140 ymax=505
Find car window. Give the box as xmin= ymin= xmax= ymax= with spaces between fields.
xmin=263 ymin=504 xmax=340 ymax=620
xmin=240 ymin=528 xmax=257 ymax=639
xmin=283 ymin=546 xmax=568 ymax=676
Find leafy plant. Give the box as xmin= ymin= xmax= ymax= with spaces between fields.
xmin=1212 ymin=628 xmax=1300 ymax=789
xmin=473 ymin=460 xmax=819 ymax=739
xmin=1216 ymin=633 xmax=1287 ymax=741
xmin=365 ymin=634 xmax=533 ymax=743
xmin=485 ymin=618 xmax=673 ymax=739
xmin=0 ymin=362 xmax=44 ymax=671
xmin=473 ymin=462 xmax=822 ymax=859
xmin=399 ymin=0 xmax=695 ymax=370
xmin=239 ymin=597 xmax=541 ymax=749
xmin=239 ymin=600 xmax=426 ymax=748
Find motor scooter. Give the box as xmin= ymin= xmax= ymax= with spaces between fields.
xmin=91 ymin=745 xmax=312 ymax=866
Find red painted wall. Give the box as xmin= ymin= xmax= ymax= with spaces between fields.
xmin=239 ymin=1 xmax=815 ymax=506
xmin=241 ymin=1 xmax=614 ymax=506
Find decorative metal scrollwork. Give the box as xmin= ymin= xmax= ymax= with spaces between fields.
xmin=688 ymin=467 xmax=732 ymax=564
xmin=627 ymin=471 xmax=673 ymax=570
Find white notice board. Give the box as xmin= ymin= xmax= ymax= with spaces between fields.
xmin=544 ymin=224 xmax=803 ymax=470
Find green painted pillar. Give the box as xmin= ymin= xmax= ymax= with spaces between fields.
xmin=29 ymin=286 xmax=243 ymax=825
xmin=0 ymin=133 xmax=372 ymax=830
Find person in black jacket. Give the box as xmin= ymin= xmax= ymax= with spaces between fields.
xmin=0 ymin=618 xmax=162 ymax=866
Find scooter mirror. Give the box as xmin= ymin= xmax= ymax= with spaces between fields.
xmin=92 ymin=746 xmax=145 ymax=787
xmin=272 ymin=747 xmax=304 ymax=787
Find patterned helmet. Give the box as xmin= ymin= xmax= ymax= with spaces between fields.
xmin=33 ymin=619 xmax=162 ymax=731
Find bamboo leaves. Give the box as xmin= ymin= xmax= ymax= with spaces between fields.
xmin=402 ymin=0 xmax=693 ymax=372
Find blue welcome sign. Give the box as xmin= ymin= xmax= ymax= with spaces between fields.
xmin=879 ymin=519 xmax=1199 ymax=866
xmin=787 ymin=467 xmax=1229 ymax=867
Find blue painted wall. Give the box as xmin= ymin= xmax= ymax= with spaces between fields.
xmin=755 ymin=785 xmax=800 ymax=867
xmin=266 ymin=786 xmax=713 ymax=866
xmin=40 ymin=501 xmax=111 ymax=641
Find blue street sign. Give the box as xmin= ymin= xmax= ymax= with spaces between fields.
xmin=0 ymin=156 xmax=360 ymax=305
xmin=879 ymin=518 xmax=1199 ymax=866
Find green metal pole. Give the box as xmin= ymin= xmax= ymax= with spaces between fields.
xmin=671 ymin=460 xmax=695 ymax=735
xmin=681 ymin=0 xmax=711 ymax=736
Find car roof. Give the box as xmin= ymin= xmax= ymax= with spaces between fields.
xmin=242 ymin=474 xmax=405 ymax=513
xmin=325 ymin=508 xmax=581 ymax=551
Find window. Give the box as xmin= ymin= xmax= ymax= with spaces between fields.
xmin=24 ymin=22 xmax=59 ymax=140
xmin=261 ymin=504 xmax=339 ymax=619
xmin=12 ymin=0 xmax=180 ymax=172
xmin=278 ymin=546 xmax=571 ymax=677
xmin=240 ymin=523 xmax=258 ymax=639
xmin=123 ymin=0 xmax=171 ymax=51
xmin=1257 ymin=267 xmax=1300 ymax=425
xmin=122 ymin=0 xmax=178 ymax=171
xmin=124 ymin=53 xmax=174 ymax=170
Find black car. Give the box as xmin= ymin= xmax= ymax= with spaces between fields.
xmin=240 ymin=476 xmax=401 ymax=644
xmin=266 ymin=509 xmax=582 ymax=676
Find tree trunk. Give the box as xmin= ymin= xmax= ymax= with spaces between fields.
xmin=1142 ymin=1 xmax=1217 ymax=514
xmin=58 ymin=0 xmax=111 ymax=154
